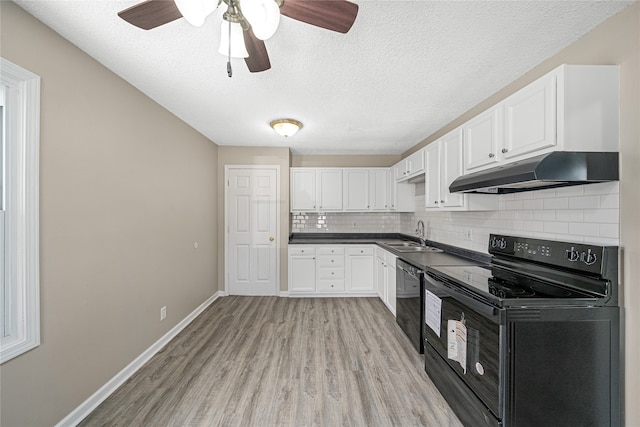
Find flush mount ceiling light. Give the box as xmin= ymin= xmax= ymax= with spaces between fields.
xmin=118 ymin=0 xmax=359 ymax=76
xmin=270 ymin=119 xmax=303 ymax=137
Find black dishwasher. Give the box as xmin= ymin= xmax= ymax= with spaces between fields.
xmin=396 ymin=259 xmax=424 ymax=353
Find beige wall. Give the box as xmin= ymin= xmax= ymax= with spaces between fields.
xmin=217 ymin=147 xmax=290 ymax=292
xmin=404 ymin=4 xmax=640 ymax=424
xmin=0 ymin=3 xmax=219 ymax=426
xmin=291 ymin=154 xmax=400 ymax=167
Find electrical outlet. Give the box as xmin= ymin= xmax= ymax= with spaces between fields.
xmin=160 ymin=306 xmax=167 ymax=321
xmin=463 ymin=229 xmax=473 ymax=241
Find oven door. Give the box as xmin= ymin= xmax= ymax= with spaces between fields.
xmin=423 ymin=271 xmax=504 ymax=419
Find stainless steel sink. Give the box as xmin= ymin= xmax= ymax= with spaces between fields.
xmin=385 ymin=241 xmax=420 ymax=247
xmin=394 ymin=246 xmax=444 ymax=253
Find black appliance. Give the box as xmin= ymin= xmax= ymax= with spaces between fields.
xmin=396 ymin=259 xmax=424 ymax=353
xmin=448 ymin=151 xmax=619 ymax=194
xmin=423 ymin=234 xmax=620 ymax=427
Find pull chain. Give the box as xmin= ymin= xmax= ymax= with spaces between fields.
xmin=226 ymin=21 xmax=232 ymax=78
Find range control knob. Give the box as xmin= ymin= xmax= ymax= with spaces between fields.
xmin=566 ymin=247 xmax=580 ymax=262
xmin=581 ymin=249 xmax=598 ymax=265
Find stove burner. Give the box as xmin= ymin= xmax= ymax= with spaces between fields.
xmin=529 ymin=283 xmax=574 ymax=297
xmin=488 ymin=279 xmax=535 ymax=298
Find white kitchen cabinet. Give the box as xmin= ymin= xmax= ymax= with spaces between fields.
xmin=369 ymin=169 xmax=389 ymax=211
xmin=290 ymin=168 xmax=342 ymax=212
xmin=388 ymin=167 xmax=416 ymax=212
xmin=317 ymin=169 xmax=343 ymax=211
xmin=346 ymin=247 xmax=375 ymax=293
xmin=425 ymin=130 xmax=498 ymax=211
xmin=375 ymin=247 xmax=397 ymax=316
xmin=503 ymin=71 xmax=557 ymax=160
xmin=290 ymin=169 xmax=316 ymax=211
xmin=463 ymin=106 xmax=502 ymax=173
xmin=288 ymin=246 xmax=316 ymax=293
xmin=289 ymin=245 xmax=378 ymax=296
xmin=463 ymin=64 xmax=619 ymax=174
xmin=343 ymin=169 xmax=370 ymax=211
xmin=317 ymin=246 xmax=345 ymax=293
xmin=395 ymin=149 xmax=426 ymax=182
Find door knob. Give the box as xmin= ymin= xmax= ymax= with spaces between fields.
xmin=269 ymin=236 xmax=275 ymax=241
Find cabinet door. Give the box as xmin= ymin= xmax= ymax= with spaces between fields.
xmin=317 ymin=169 xmax=343 ymax=211
xmin=424 ymin=142 xmax=441 ymax=209
xmin=376 ymin=256 xmax=386 ymax=300
xmin=503 ymin=72 xmax=557 ymax=160
xmin=346 ymin=253 xmax=375 ymax=292
xmin=290 ymin=169 xmax=316 ymax=211
xmin=289 ymin=255 xmax=316 ymax=292
xmin=463 ymin=107 xmax=502 ymax=172
xmin=369 ymin=169 xmax=389 ymax=211
xmin=388 ymin=167 xmax=396 ymax=210
xmin=343 ymin=169 xmax=369 ymax=211
xmin=406 ymin=149 xmax=426 ymax=178
xmin=387 ymin=263 xmax=397 ymax=317
xmin=440 ymin=129 xmax=465 ymax=208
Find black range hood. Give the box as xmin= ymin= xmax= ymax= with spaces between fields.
xmin=449 ymin=151 xmax=619 ymax=194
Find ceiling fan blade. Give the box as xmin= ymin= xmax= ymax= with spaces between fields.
xmin=280 ymin=0 xmax=359 ymax=33
xmin=118 ymin=0 xmax=183 ymax=30
xmin=244 ymin=28 xmax=271 ymax=73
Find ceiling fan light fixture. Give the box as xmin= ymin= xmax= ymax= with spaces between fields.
xmin=218 ymin=21 xmax=250 ymax=58
xmin=241 ymin=0 xmax=280 ymax=40
xmin=270 ymin=119 xmax=303 ymax=137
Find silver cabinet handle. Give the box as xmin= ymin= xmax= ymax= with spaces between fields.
xmin=489 ymin=153 xmax=495 ymax=158
xmin=501 ymin=148 xmax=508 ymax=153
xmin=440 ymin=200 xmax=445 ymax=203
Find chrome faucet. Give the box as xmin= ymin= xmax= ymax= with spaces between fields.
xmin=417 ymin=220 xmax=425 ymax=245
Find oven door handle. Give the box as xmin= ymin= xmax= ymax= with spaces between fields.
xmin=424 ymin=273 xmax=499 ymax=318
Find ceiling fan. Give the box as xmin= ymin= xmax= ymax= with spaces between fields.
xmin=118 ymin=0 xmax=359 ymax=75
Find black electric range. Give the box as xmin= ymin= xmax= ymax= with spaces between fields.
xmin=423 ymin=234 xmax=620 ymax=427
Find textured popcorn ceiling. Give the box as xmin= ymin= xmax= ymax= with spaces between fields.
xmin=13 ymin=0 xmax=633 ymax=155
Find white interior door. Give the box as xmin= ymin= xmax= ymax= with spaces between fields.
xmin=226 ymin=167 xmax=279 ymax=295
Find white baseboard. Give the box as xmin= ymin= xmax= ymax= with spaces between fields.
xmin=279 ymin=291 xmax=289 ymax=297
xmin=56 ymin=291 xmax=223 ymax=427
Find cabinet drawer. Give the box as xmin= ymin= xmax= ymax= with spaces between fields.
xmin=317 ymin=255 xmax=345 ymax=267
xmin=317 ymin=246 xmax=344 ymax=255
xmin=317 ymin=280 xmax=345 ymax=292
xmin=289 ymin=246 xmax=316 ymax=256
xmin=347 ymin=246 xmax=374 ymax=256
xmin=317 ymin=266 xmax=345 ymax=280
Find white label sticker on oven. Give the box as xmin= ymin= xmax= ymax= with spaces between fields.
xmin=425 ymin=290 xmax=442 ymax=337
xmin=447 ymin=319 xmax=467 ymax=374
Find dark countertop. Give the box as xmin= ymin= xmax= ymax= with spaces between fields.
xmin=289 ymin=233 xmax=491 ymax=269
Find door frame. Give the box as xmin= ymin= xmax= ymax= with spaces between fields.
xmin=224 ymin=165 xmax=281 ymax=296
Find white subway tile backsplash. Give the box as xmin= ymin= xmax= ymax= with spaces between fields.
xmin=599 ymin=224 xmax=619 ymax=239
xmin=543 ymin=197 xmax=569 ymax=210
xmin=533 ymin=210 xmax=556 ymax=221
xmin=569 ymin=195 xmax=600 ymax=209
xmin=583 ymin=209 xmax=619 ymax=224
xmin=523 ymin=199 xmax=544 ymax=210
xmin=543 ymin=221 xmax=569 ymax=234
xmin=555 ymin=210 xmax=584 ymax=222
xmin=292 ymin=183 xmax=619 ymax=252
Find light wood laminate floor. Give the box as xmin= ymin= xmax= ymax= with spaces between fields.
xmin=80 ymin=296 xmax=462 ymax=427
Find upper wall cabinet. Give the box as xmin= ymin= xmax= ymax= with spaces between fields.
xmin=395 ymin=149 xmax=426 ymax=182
xmin=425 ymin=129 xmax=498 ymax=211
xmin=343 ymin=169 xmax=370 ymax=211
xmin=291 ymin=167 xmax=414 ymax=213
xmin=463 ymin=64 xmax=619 ymax=174
xmin=291 ymin=168 xmax=343 ymax=212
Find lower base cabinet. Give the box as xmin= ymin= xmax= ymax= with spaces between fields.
xmin=288 ymin=245 xmax=376 ymax=296
xmin=376 ymin=248 xmax=397 ymax=316
xmin=288 ymin=244 xmax=397 ymax=316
